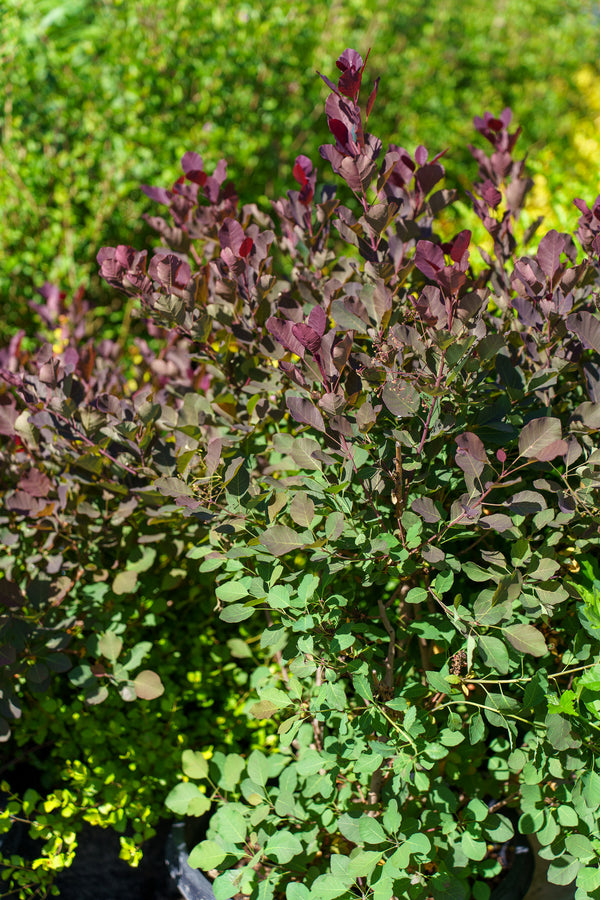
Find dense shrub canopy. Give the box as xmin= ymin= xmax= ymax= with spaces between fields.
xmin=2 ymin=40 xmax=600 ymax=899
xmin=1 ymin=0 xmax=599 ymax=339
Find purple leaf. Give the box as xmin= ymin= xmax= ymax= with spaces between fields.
xmin=18 ymin=469 xmax=52 ymax=497
xmin=218 ymin=218 xmax=245 ymax=253
xmin=366 ymin=77 xmax=379 ymax=119
xmin=415 ymin=241 xmax=445 ymax=280
xmin=140 ymin=185 xmax=172 ymax=206
xmin=260 ymin=525 xmax=306 ymax=557
xmin=266 ymin=317 xmax=306 ymax=358
xmin=450 ymin=230 xmax=471 ymax=264
xmin=181 ymin=151 xmax=206 ymax=185
xmin=316 ymin=70 xmax=341 ymax=96
xmin=134 ymin=670 xmax=165 ymax=700
xmin=292 ymin=324 xmax=322 ymax=355
xmin=0 ymin=396 xmax=18 ymax=437
xmin=336 ymin=48 xmax=364 ymax=73
xmin=148 ymin=254 xmax=191 ymax=288
xmin=293 ymin=155 xmax=312 ymax=185
xmin=238 ymin=237 xmax=254 ymax=258
xmin=566 ymin=311 xmax=600 ymax=354
xmin=455 ymin=432 xmax=487 ymax=478
xmin=286 ymin=395 xmax=326 ymax=432
xmin=509 ymin=491 xmax=546 ymax=515
xmin=318 ymin=391 xmax=346 ymax=416
xmin=479 ymin=514 xmax=514 ymax=533
xmin=537 ymin=229 xmax=565 ymax=279
xmin=411 ymin=497 xmax=440 ymax=523
xmin=329 ymin=118 xmax=350 ymax=147
xmin=307 ymin=306 xmax=327 ymax=336
xmin=518 ymin=417 xmax=568 ymax=461
xmin=414 ymin=145 xmax=428 ymax=166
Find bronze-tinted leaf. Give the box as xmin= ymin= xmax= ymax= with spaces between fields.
xmin=503 ymin=624 xmax=547 ymax=657
xmin=518 ymin=417 xmax=567 ymax=461
xmin=260 ymin=525 xmax=305 ymax=557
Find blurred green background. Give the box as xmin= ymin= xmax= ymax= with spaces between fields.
xmin=1 ymin=0 xmax=599 ymax=340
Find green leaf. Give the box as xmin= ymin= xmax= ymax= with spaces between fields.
xmin=464 ymin=799 xmax=488 ymax=822
xmin=557 ymin=805 xmax=579 ymax=828
xmin=227 ymin=638 xmax=252 ymax=659
xmin=347 ymin=850 xmax=383 ymax=878
xmin=265 ymin=830 xmax=303 ymax=864
xmin=358 ymin=816 xmax=387 ymax=844
xmin=583 ymin=772 xmax=600 ymax=811
xmin=325 ymin=511 xmax=345 ymax=540
xmin=248 ymin=700 xmax=278 ymax=719
xmin=188 ymin=840 xmax=227 ymax=870
xmin=577 ymin=866 xmax=600 ymax=893
xmin=477 ymin=635 xmax=509 ymax=674
xmin=98 ymin=631 xmax=122 ymax=662
xmin=165 ymin=782 xmax=207 ymax=816
xmin=286 ymin=885 xmax=310 ymax=900
xmin=181 ymin=750 xmax=209 ymax=780
xmin=259 ymin=525 xmax=306 ymax=557
xmin=120 ymin=641 xmax=152 ymax=672
xmin=547 ymin=857 xmax=581 ymax=886
xmin=222 ymin=754 xmax=246 ymax=791
xmin=469 ymin=712 xmax=485 ymax=744
xmin=461 ymin=831 xmax=487 ymax=860
xmin=502 ymin=624 xmax=547 ymax=657
xmin=133 ymin=669 xmax=164 ymax=700
xmin=216 ymin=582 xmax=249 ymax=602
xmin=247 ymin=750 xmax=269 ymax=786
xmin=219 ymin=807 xmax=247 ymax=844
xmin=406 ymin=587 xmax=428 ymax=604
xmin=220 ymin=603 xmax=255 ymax=623
xmin=212 ymin=871 xmax=237 ymax=900
xmin=484 ymin=815 xmax=514 ymax=843
xmin=565 ymin=833 xmax=596 ymax=862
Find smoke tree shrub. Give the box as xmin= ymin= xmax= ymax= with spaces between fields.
xmin=2 ymin=46 xmax=600 ymax=899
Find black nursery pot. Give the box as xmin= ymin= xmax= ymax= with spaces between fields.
xmin=166 ymin=823 xmax=216 ymax=900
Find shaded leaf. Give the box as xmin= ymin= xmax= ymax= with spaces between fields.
xmin=411 ymin=497 xmax=440 ymax=523
xmin=567 ymin=311 xmax=600 ymax=353
xmin=286 ymin=395 xmax=325 ymax=432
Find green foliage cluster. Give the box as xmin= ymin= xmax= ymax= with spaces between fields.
xmin=2 ymin=42 xmax=600 ymax=899
xmin=1 ymin=0 xmax=599 ymax=341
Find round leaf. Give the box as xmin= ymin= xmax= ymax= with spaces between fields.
xmin=188 ymin=840 xmax=226 ymax=871
xmin=133 ymin=669 xmax=165 ymax=700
